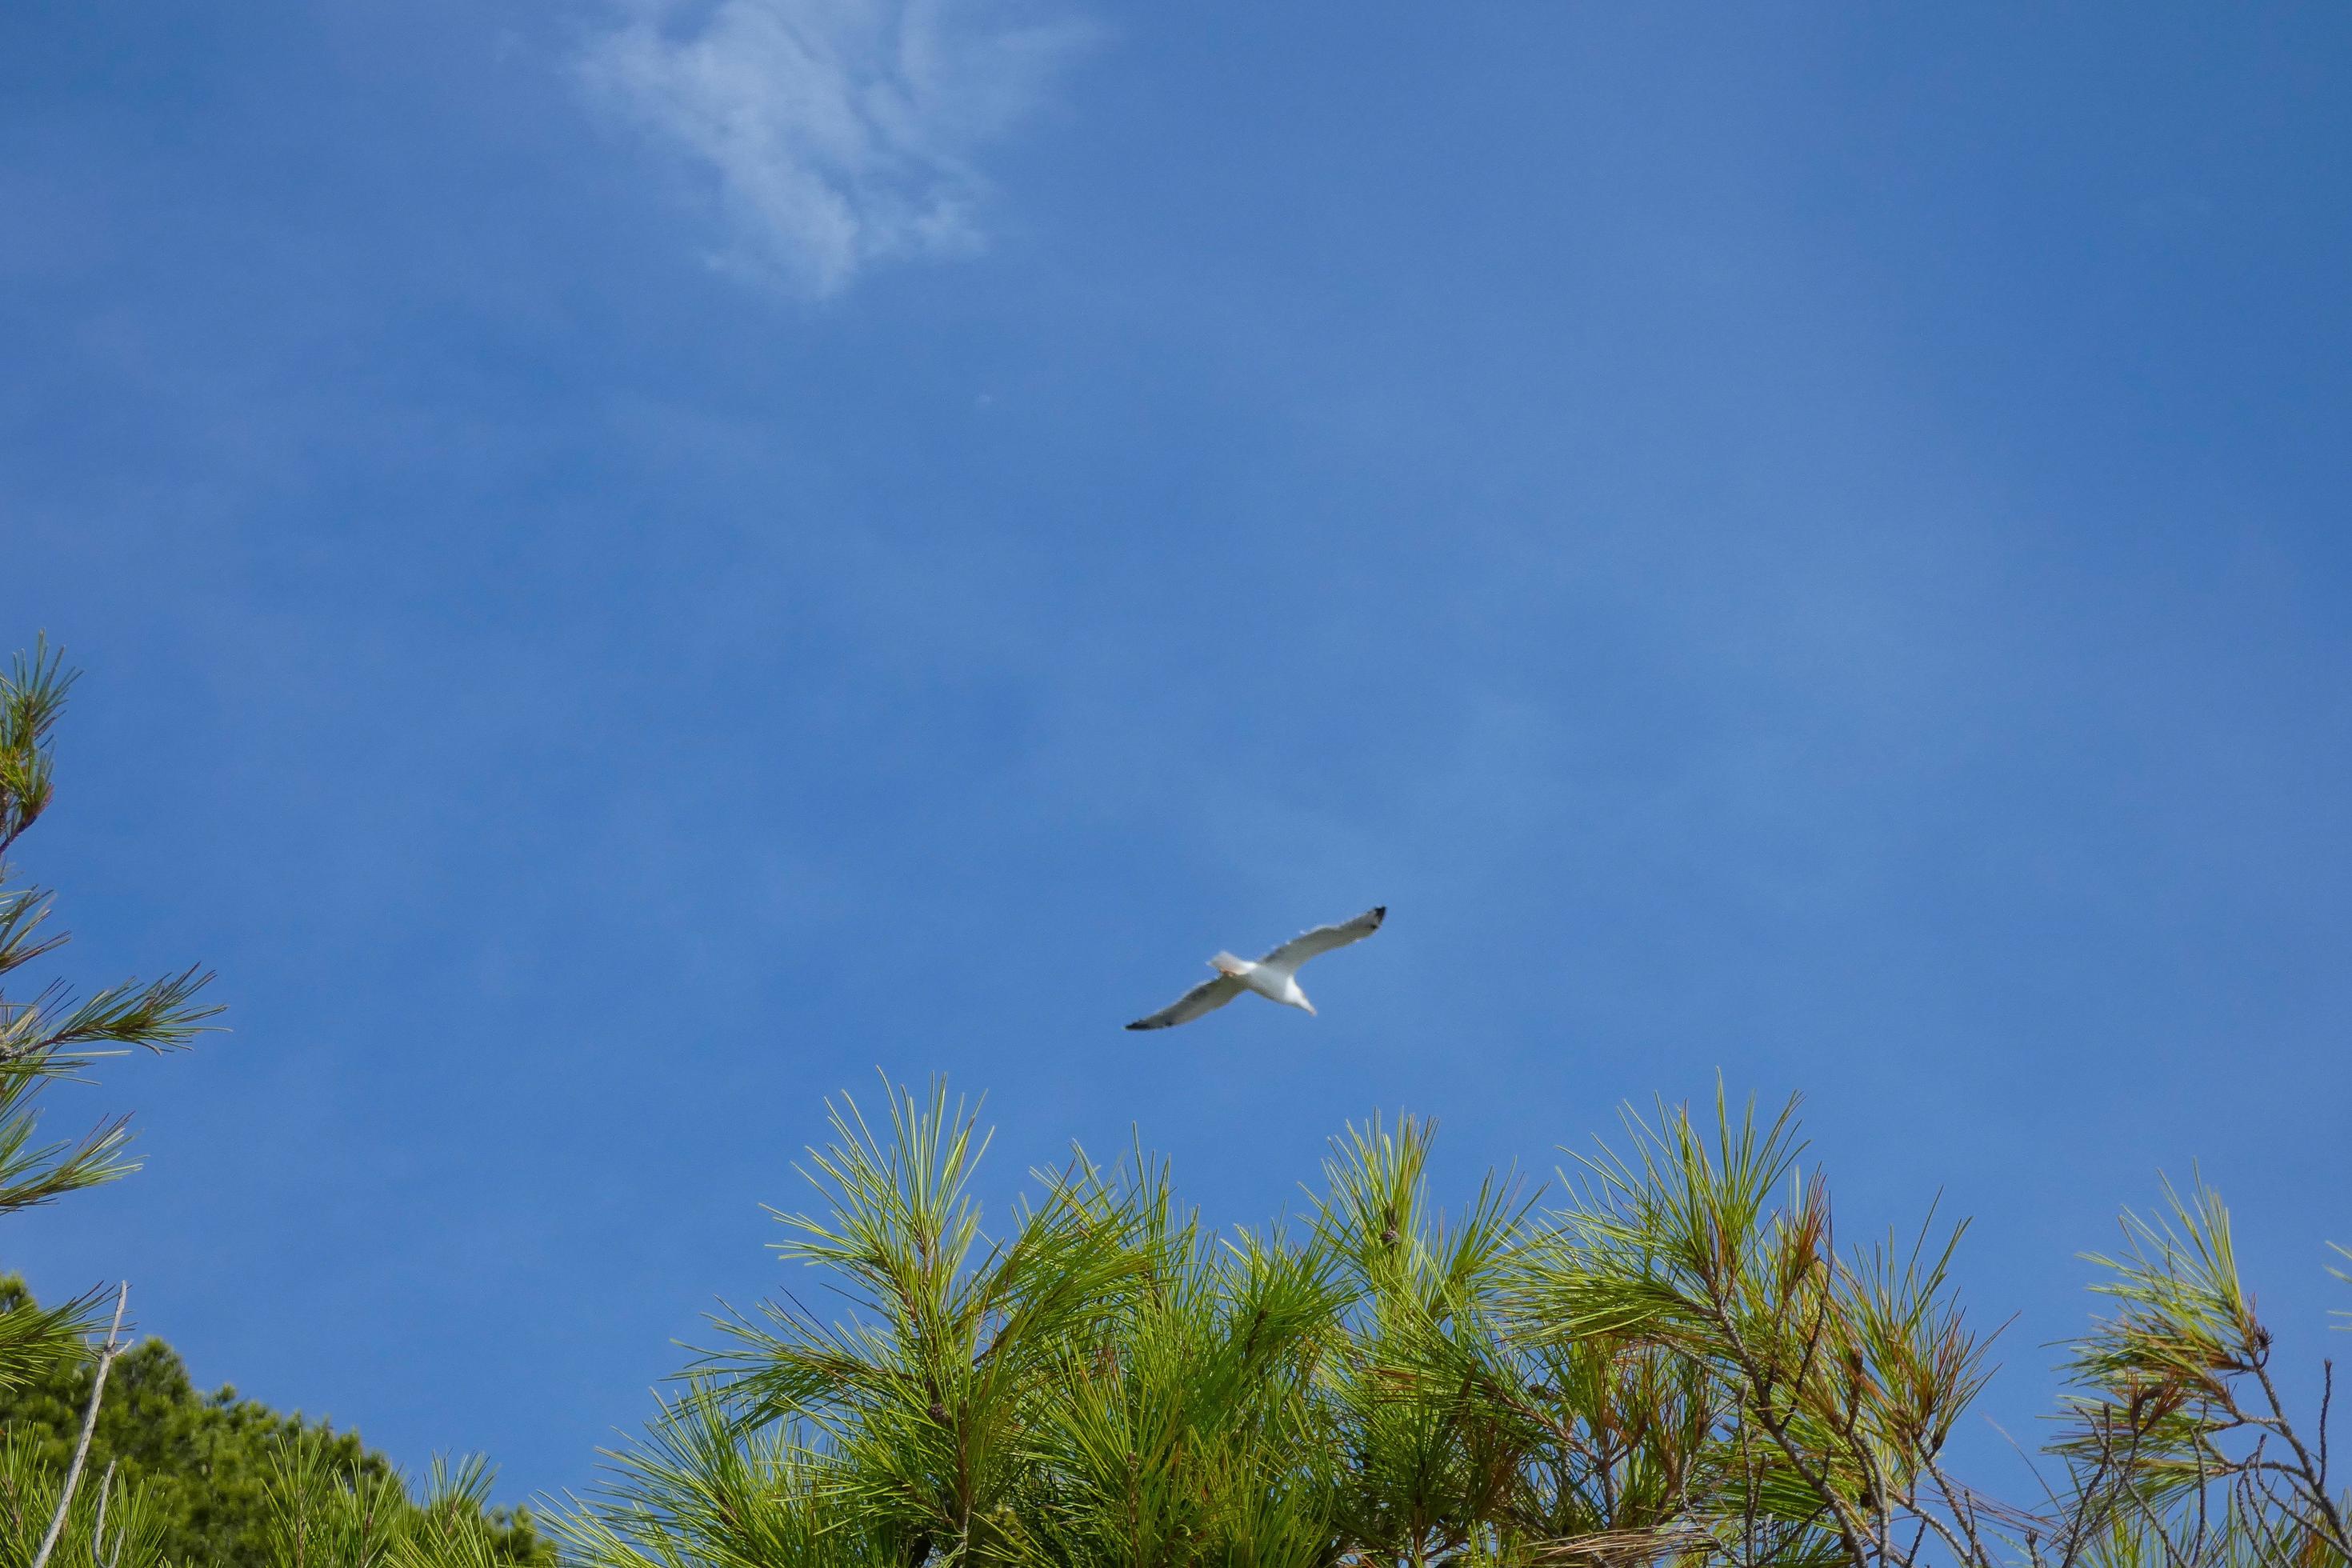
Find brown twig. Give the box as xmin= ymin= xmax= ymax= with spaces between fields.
xmin=2250 ymin=1352 xmax=2351 ymax=1557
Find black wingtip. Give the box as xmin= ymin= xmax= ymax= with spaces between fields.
xmin=1123 ymin=1021 xmax=1149 ymax=1031
xmin=1370 ymin=905 xmax=1387 ymax=922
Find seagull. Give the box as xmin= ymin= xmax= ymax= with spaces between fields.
xmin=1126 ymin=906 xmax=1387 ymax=1030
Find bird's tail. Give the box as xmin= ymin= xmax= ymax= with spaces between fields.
xmin=1210 ymin=951 xmax=1251 ymax=977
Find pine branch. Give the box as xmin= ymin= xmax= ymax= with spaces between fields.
xmin=15 ymin=966 xmax=220 ymax=1060
xmin=0 ymin=638 xmax=75 ymax=862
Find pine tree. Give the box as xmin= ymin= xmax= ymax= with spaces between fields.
xmin=560 ymin=1078 xmax=2352 ymax=1568
xmin=0 ymin=638 xmax=218 ymax=1394
xmin=0 ymin=1278 xmax=551 ymax=1568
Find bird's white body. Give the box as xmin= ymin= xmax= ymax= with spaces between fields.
xmin=1126 ymin=906 xmax=1385 ymax=1030
xmin=1212 ymin=953 xmax=1315 ymax=1014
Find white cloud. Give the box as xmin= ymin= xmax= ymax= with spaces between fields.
xmin=581 ymin=0 xmax=1095 ymax=297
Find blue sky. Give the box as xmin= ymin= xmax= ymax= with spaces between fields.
xmin=4 ymin=0 xmax=2349 ymax=1507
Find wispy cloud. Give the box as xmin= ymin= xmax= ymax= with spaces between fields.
xmin=581 ymin=0 xmax=1095 ymax=297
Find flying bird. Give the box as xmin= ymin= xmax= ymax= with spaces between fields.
xmin=1126 ymin=906 xmax=1386 ymax=1030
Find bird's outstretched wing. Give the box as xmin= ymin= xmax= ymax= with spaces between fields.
xmin=1126 ymin=974 xmax=1246 ymax=1031
xmin=1258 ymin=906 xmax=1386 ymax=970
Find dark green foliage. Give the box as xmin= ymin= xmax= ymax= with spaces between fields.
xmin=0 ymin=1278 xmax=552 ymax=1567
